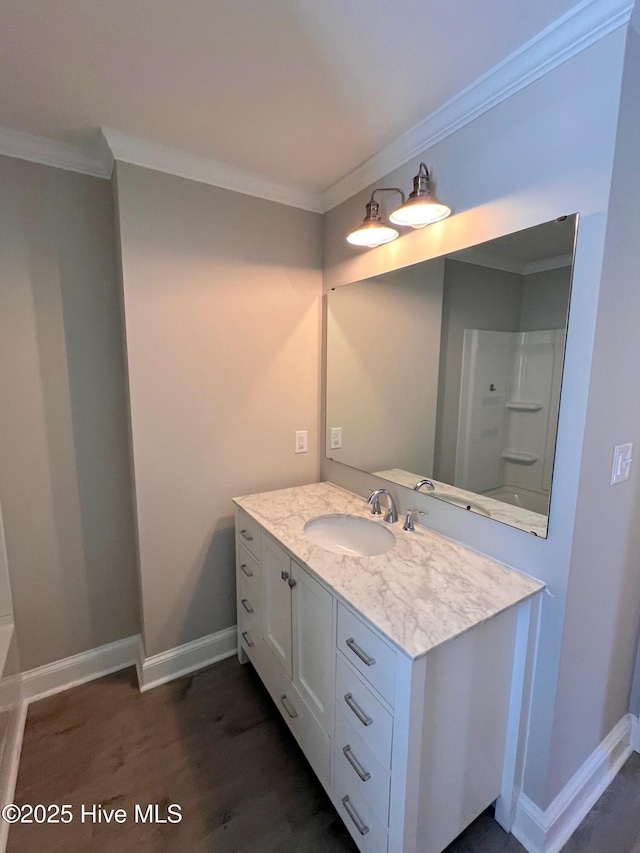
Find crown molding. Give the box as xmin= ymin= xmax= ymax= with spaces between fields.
xmin=0 ymin=125 xmax=112 ymax=179
xmin=321 ymin=0 xmax=633 ymax=212
xmin=101 ymin=128 xmax=323 ymax=214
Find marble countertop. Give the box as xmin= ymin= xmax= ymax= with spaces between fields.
xmin=375 ymin=469 xmax=548 ymax=537
xmin=233 ymin=481 xmax=544 ymax=660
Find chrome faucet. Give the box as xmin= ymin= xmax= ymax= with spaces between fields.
xmin=367 ymin=488 xmax=398 ymax=523
xmin=414 ymin=478 xmax=435 ymax=493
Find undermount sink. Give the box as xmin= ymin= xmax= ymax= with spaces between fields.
xmin=303 ymin=514 xmax=396 ymax=557
xmin=430 ymin=491 xmax=491 ymax=517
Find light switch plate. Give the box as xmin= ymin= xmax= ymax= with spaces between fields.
xmin=295 ymin=430 xmax=308 ymax=454
xmin=330 ymin=427 xmax=342 ymax=450
xmin=611 ymin=442 xmax=633 ymax=485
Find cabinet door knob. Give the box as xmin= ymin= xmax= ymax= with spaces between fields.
xmin=288 ymin=576 xmax=297 ymax=588
xmin=281 ymin=570 xmax=289 ymax=582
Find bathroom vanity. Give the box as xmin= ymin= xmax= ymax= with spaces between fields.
xmin=233 ymin=482 xmax=543 ymax=853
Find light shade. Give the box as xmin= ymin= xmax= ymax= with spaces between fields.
xmin=347 ymin=197 xmax=399 ymax=247
xmin=389 ymin=163 xmax=451 ymax=228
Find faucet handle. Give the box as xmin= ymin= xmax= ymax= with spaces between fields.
xmin=403 ymin=510 xmax=424 ymax=532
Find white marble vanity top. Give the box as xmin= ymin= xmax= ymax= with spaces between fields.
xmin=233 ymin=481 xmax=544 ymax=660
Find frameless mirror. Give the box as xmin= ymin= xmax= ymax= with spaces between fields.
xmin=326 ymin=214 xmax=579 ymax=537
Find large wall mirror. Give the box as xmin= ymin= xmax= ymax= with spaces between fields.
xmin=326 ymin=214 xmax=579 ymax=537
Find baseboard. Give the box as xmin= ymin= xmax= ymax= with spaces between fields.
xmin=631 ymin=714 xmax=640 ymax=753
xmin=137 ymin=626 xmax=237 ymax=692
xmin=512 ymin=713 xmax=634 ymax=853
xmin=21 ymin=636 xmax=140 ymax=703
xmin=0 ymin=701 xmax=27 ymax=853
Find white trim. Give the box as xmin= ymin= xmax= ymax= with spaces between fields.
xmin=0 ymin=701 xmax=27 ymax=853
xmin=137 ymin=626 xmax=237 ymax=693
xmin=321 ymin=0 xmax=633 ymax=211
xmin=21 ymin=636 xmax=139 ymax=703
xmin=0 ymin=126 xmax=112 ymax=180
xmin=631 ymin=714 xmax=640 ymax=753
xmin=101 ymin=128 xmax=323 ymax=213
xmin=512 ymin=713 xmax=634 ymax=853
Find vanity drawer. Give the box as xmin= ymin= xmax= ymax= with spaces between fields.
xmin=334 ymin=766 xmax=388 ymax=853
xmin=237 ymin=542 xmax=261 ymax=596
xmin=337 ymin=603 xmax=397 ymax=706
xmin=238 ymin=574 xmax=261 ymax=656
xmin=336 ymin=653 xmax=393 ymax=769
xmin=237 ymin=510 xmax=261 ymax=561
xmin=335 ymin=703 xmax=391 ymax=823
xmin=258 ymin=638 xmax=331 ymax=791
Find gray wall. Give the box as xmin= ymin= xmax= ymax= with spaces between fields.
xmin=114 ymin=163 xmax=322 ymax=658
xmin=547 ymin=17 xmax=640 ymax=798
xmin=434 ymin=259 xmax=522 ymax=483
xmin=631 ymin=641 xmax=640 ymax=717
xmin=519 ymin=266 xmax=572 ymax=331
xmin=321 ymin=28 xmax=629 ymax=810
xmin=0 ymin=156 xmax=140 ymax=670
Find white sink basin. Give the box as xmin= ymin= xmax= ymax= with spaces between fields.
xmin=303 ymin=514 xmax=396 ymax=557
xmin=431 ymin=492 xmax=491 ymax=517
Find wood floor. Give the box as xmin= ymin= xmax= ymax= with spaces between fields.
xmin=8 ymin=655 xmax=640 ymax=852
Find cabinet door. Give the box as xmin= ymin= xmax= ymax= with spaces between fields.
xmin=292 ymin=560 xmax=334 ymax=734
xmin=262 ymin=534 xmax=292 ymax=677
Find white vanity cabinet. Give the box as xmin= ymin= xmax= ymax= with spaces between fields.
xmin=235 ymin=510 xmax=335 ymax=789
xmin=234 ymin=490 xmax=542 ymax=853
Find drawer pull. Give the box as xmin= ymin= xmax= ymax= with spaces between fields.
xmin=241 ymin=630 xmax=255 ymax=648
xmin=280 ymin=694 xmax=298 ymax=719
xmin=343 ymin=745 xmax=371 ymax=782
xmin=341 ymin=795 xmax=369 ymax=836
xmin=344 ymin=692 xmax=373 ymax=727
xmin=346 ymin=637 xmax=376 ymax=667
xmin=240 ymin=529 xmax=254 ymax=542
xmin=240 ymin=563 xmax=254 ymax=578
xmin=240 ymin=598 xmax=254 ymax=614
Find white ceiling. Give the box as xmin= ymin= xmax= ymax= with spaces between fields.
xmin=0 ymin=0 xmax=617 ymax=195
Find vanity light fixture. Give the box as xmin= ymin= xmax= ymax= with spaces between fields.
xmin=389 ymin=162 xmax=451 ymax=228
xmin=346 ymin=188 xmax=401 ymax=248
xmin=346 ymin=163 xmax=451 ymax=248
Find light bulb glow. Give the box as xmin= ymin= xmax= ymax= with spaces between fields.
xmin=389 ymin=198 xmax=451 ymax=228
xmin=347 ymin=222 xmax=399 ymax=248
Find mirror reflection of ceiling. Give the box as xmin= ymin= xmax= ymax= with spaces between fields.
xmin=0 ymin=0 xmax=589 ymax=192
xmin=452 ymin=218 xmax=576 ymax=272
xmin=325 ymin=215 xmax=579 ymax=538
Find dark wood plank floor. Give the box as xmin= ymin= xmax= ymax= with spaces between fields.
xmin=8 ymin=655 xmax=640 ymax=852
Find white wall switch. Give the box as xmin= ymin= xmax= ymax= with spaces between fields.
xmin=295 ymin=430 xmax=308 ymax=454
xmin=611 ymin=442 xmax=633 ymax=485
xmin=330 ymin=427 xmax=342 ymax=450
